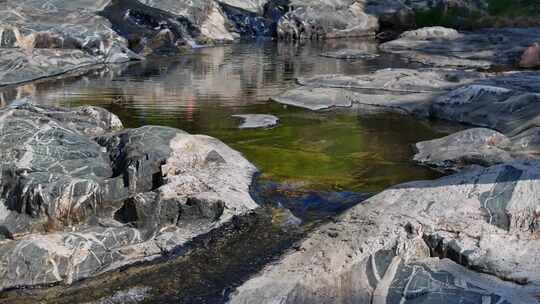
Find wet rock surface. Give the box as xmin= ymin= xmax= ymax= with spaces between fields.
xmin=232 ymin=114 xmax=279 ymax=129
xmin=229 ymin=161 xmax=540 ymax=304
xmin=0 ymin=102 xmax=258 ymax=291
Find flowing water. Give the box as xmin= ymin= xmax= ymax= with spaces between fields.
xmin=0 ymin=39 xmax=453 ymax=303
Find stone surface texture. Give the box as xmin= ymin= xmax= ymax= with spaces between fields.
xmin=229 ymin=161 xmax=540 ymax=304
xmin=0 ymin=102 xmax=258 ymax=291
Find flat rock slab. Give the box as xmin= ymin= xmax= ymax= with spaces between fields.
xmin=272 ymin=86 xmax=435 ymax=115
xmin=0 ymin=49 xmax=100 ymax=87
xmin=229 ymin=161 xmax=540 ymax=303
xmin=232 ymin=114 xmax=279 ymax=129
xmin=297 ymin=68 xmax=484 ymax=93
xmin=320 ymin=49 xmax=379 ymax=60
xmin=381 ymin=26 xmax=540 ymax=69
xmin=0 ymin=102 xmax=259 ymax=291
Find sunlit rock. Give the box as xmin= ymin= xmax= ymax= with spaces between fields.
xmin=229 ymin=161 xmax=540 ymax=303
xmin=0 ymin=102 xmax=259 ymax=291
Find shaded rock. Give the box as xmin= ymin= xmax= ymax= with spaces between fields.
xmin=232 ymin=114 xmax=279 ymax=129
xmin=510 ymin=127 xmax=540 ymax=157
xmin=278 ymin=0 xmax=379 ymax=40
xmin=413 ymin=128 xmax=514 ymax=172
xmin=98 ymin=0 xmax=201 ymax=54
xmin=519 ymin=43 xmax=540 ymax=69
xmin=431 ymin=84 xmax=540 ymax=136
xmin=381 ymin=27 xmax=540 ymax=69
xmin=0 ymin=102 xmax=259 ymax=291
xmin=218 ymin=2 xmax=277 ymax=38
xmin=365 ymin=0 xmax=414 ymax=30
xmin=139 ymin=0 xmax=238 ymax=42
xmin=229 ymin=161 xmax=540 ymax=303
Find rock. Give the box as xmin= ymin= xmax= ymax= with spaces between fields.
xmin=89 ymin=286 xmax=152 ymax=304
xmin=221 ymin=0 xmax=268 ymax=13
xmin=297 ymin=68 xmax=483 ymax=93
xmin=320 ymin=49 xmax=379 ymax=60
xmin=0 ymin=102 xmax=259 ymax=291
xmin=431 ymin=84 xmax=540 ymax=136
xmin=0 ymin=49 xmax=101 ymax=87
xmin=519 ymin=43 xmax=540 ymax=69
xmin=365 ymin=0 xmax=414 ymax=30
xmin=381 ymin=27 xmax=540 ymax=69
xmin=232 ymin=114 xmax=279 ymax=129
xmin=139 ymin=0 xmax=239 ymax=42
xmin=272 ymin=69 xmax=483 ymax=113
xmin=272 ymin=86 xmax=434 ymax=114
xmin=98 ymin=0 xmax=202 ymax=54
xmin=229 ymin=161 xmax=540 ymax=303
xmin=278 ymin=0 xmax=379 ymax=40
xmin=0 ymin=0 xmax=138 ymax=62
xmin=218 ymin=2 xmax=277 ymax=38
xmin=0 ymin=0 xmax=140 ymax=86
xmin=413 ymin=128 xmax=514 ymax=172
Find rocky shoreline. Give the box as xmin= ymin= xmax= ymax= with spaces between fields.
xmin=0 ymin=0 xmax=540 ymax=303
xmin=227 ymin=26 xmax=540 ymax=304
xmin=3 ymin=0 xmax=539 ymax=87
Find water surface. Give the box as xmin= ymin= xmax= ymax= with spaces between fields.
xmin=1 ymin=39 xmax=444 ymax=192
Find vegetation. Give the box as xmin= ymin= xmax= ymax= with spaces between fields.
xmin=414 ymin=0 xmax=540 ymax=29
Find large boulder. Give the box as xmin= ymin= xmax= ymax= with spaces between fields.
xmin=0 ymin=102 xmax=259 ymax=291
xmin=229 ymin=161 xmax=540 ymax=303
xmin=277 ymin=0 xmax=379 ymax=40
xmin=0 ymin=0 xmax=137 ymax=62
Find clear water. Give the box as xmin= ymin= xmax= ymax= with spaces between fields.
xmin=1 ymin=39 xmax=444 ymax=193
xmin=0 ymin=39 xmax=452 ymax=303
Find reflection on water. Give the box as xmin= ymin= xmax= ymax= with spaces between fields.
xmin=0 ymin=39 xmax=442 ymax=192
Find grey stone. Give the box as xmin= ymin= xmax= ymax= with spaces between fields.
xmin=413 ymin=128 xmax=514 ymax=172
xmin=232 ymin=114 xmax=279 ymax=129
xmin=0 ymin=48 xmax=101 ymax=87
xmin=381 ymin=27 xmax=540 ymax=69
xmin=0 ymin=102 xmax=259 ymax=291
xmin=320 ymin=49 xmax=379 ymax=60
xmin=431 ymin=84 xmax=540 ymax=136
xmin=278 ymin=0 xmax=379 ymax=40
xmin=229 ymin=161 xmax=540 ymax=303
